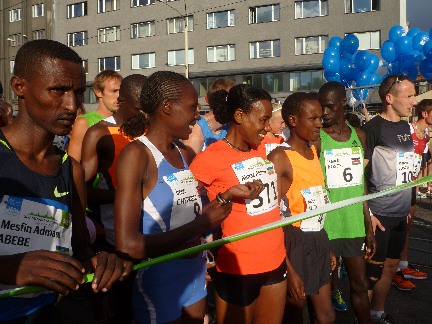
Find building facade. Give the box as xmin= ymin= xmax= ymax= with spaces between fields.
xmin=1 ymin=0 xmax=407 ymax=110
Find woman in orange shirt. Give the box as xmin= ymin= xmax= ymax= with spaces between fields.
xmin=190 ymin=84 xmax=286 ymax=323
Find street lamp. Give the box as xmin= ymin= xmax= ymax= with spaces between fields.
xmin=159 ymin=0 xmax=189 ymax=79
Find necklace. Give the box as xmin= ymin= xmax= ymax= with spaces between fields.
xmin=223 ymin=138 xmax=250 ymax=152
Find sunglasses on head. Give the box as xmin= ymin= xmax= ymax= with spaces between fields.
xmin=386 ymin=75 xmax=409 ymax=95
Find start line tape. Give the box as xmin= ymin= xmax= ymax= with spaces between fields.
xmin=1 ymin=175 xmax=431 ymax=298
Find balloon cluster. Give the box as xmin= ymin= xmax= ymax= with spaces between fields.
xmin=322 ymin=34 xmax=380 ymax=101
xmin=381 ymin=25 xmax=432 ymax=82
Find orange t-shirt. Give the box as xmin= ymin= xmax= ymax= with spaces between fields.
xmin=282 ymin=145 xmax=325 ymax=227
xmin=190 ymin=140 xmax=286 ymax=275
xmin=257 ymin=135 xmax=284 ymax=157
xmin=106 ymin=126 xmax=132 ymax=189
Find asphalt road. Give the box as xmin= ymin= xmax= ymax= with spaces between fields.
xmin=331 ymin=198 xmax=432 ymax=324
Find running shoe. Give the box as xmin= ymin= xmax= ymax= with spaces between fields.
xmin=392 ymin=271 xmax=416 ymax=291
xmin=371 ymin=313 xmax=395 ymax=324
xmin=331 ymin=290 xmax=348 ymax=312
xmin=401 ymin=264 xmax=428 ymax=279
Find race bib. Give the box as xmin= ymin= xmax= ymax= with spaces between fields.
xmin=232 ymin=157 xmax=278 ymax=216
xmin=324 ymin=147 xmax=363 ymax=188
xmin=163 ymin=169 xmax=202 ymax=230
xmin=396 ymin=152 xmax=415 ymax=185
xmin=0 ymin=196 xmax=72 ymax=256
xmin=300 ymin=186 xmax=330 ymax=232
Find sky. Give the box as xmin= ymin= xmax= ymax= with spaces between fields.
xmin=407 ymin=0 xmax=432 ymax=32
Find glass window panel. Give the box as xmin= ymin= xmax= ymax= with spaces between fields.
xmin=295 ymin=3 xmax=302 ymax=19
xmin=321 ymin=0 xmax=329 ymax=15
xmin=353 ymin=0 xmax=371 ymax=13
xmin=250 ymin=43 xmax=257 ymax=59
xmin=252 ymin=75 xmax=262 ymax=88
xmin=256 ymin=6 xmax=272 ymax=23
xmin=229 ymin=46 xmax=236 ymax=61
xmin=259 ymin=41 xmax=272 ymax=58
xmin=300 ymin=72 xmax=312 ymax=90
xmin=263 ymin=73 xmax=283 ymax=93
xmin=303 ymin=1 xmax=320 ymax=18
xmin=274 ymin=40 xmax=280 ymax=57
xmin=311 ymin=71 xmax=325 ymax=90
xmin=274 ymin=5 xmax=280 ymax=21
xmin=207 ymin=47 xmax=215 ymax=62
xmin=371 ymin=31 xmax=380 ymax=49
xmin=290 ymin=72 xmax=300 ymax=92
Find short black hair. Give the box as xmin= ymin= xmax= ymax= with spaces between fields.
xmin=212 ymin=84 xmax=272 ymax=124
xmin=319 ymin=81 xmax=346 ymax=101
xmin=14 ymin=40 xmax=82 ymax=79
xmin=119 ymin=74 xmax=147 ymax=107
xmin=121 ymin=71 xmax=192 ymax=138
xmin=282 ymin=92 xmax=318 ymax=127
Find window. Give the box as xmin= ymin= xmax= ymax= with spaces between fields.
xmin=295 ymin=35 xmax=328 ymax=55
xmin=33 ymin=30 xmax=46 ymax=40
xmin=10 ymin=61 xmax=15 ymax=74
xmin=32 ymin=3 xmax=45 ymax=17
xmin=8 ymin=34 xmax=23 ymax=47
xmin=67 ymin=2 xmax=87 ymax=18
xmin=98 ymin=0 xmax=118 ymax=13
xmin=131 ymin=21 xmax=155 ymax=38
xmin=131 ymin=0 xmax=155 ymax=7
xmin=167 ymin=49 xmax=194 ymax=66
xmin=295 ymin=1 xmax=328 ymax=18
xmin=250 ymin=40 xmax=280 ymax=59
xmin=249 ymin=4 xmax=280 ymax=24
xmin=84 ymin=86 xmax=97 ymax=104
xmin=350 ymin=31 xmax=380 ymax=49
xmin=207 ymin=10 xmax=235 ymax=29
xmin=132 ymin=53 xmax=156 ymax=69
xmin=345 ymin=0 xmax=379 ymax=13
xmin=9 ymin=8 xmax=21 ymax=22
xmin=99 ymin=56 xmax=120 ymax=72
xmin=82 ymin=60 xmax=89 ymax=74
xmin=98 ymin=26 xmax=121 ymax=43
xmin=167 ymin=16 xmax=193 ymax=34
xmin=68 ymin=31 xmax=88 ymax=47
xmin=207 ymin=45 xmax=236 ymax=62
xmin=290 ymin=70 xmax=325 ymax=91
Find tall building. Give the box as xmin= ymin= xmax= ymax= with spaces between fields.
xmin=0 ymin=0 xmax=53 ymax=106
xmin=1 ymin=0 xmax=408 ymax=110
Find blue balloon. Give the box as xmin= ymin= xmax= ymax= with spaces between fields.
xmin=388 ymin=61 xmax=401 ymax=74
xmin=324 ymin=71 xmax=341 ymax=82
xmin=355 ymin=51 xmax=371 ymax=72
xmin=429 ymin=27 xmax=432 ymax=39
xmin=420 ymin=57 xmax=432 ymax=79
xmin=353 ymin=88 xmax=369 ymax=101
xmin=354 ymin=70 xmax=371 ymax=86
xmin=368 ymin=54 xmax=380 ymax=72
xmin=406 ymin=65 xmax=419 ymax=80
xmin=389 ymin=25 xmax=406 ymax=43
xmin=407 ymin=28 xmax=421 ymax=39
xmin=413 ymin=31 xmax=430 ymax=52
xmin=323 ymin=46 xmax=340 ymax=58
xmin=322 ymin=55 xmax=340 ymax=73
xmin=424 ymin=41 xmax=432 ymax=57
xmin=395 ymin=36 xmax=413 ymax=55
xmin=370 ymin=72 xmax=381 ymax=85
xmin=340 ymin=58 xmax=355 ymax=80
xmin=381 ymin=41 xmax=396 ymax=62
xmin=344 ymin=34 xmax=359 ymax=54
xmin=329 ymin=36 xmax=343 ymax=49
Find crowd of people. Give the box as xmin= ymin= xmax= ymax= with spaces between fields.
xmin=0 ymin=39 xmax=430 ymax=324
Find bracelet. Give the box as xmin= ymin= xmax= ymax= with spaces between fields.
xmin=216 ymin=193 xmax=231 ymax=205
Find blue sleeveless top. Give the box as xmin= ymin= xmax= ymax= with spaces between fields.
xmin=137 ymin=136 xmax=202 ymax=235
xmin=196 ymin=116 xmax=228 ymax=151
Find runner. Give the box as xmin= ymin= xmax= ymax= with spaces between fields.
xmin=68 ymin=70 xmax=122 ymax=161
xmin=184 ymin=78 xmax=236 ymax=154
xmin=0 ymin=39 xmax=131 ymax=323
xmin=190 ymin=84 xmax=287 ymax=324
xmin=362 ymin=74 xmax=417 ymax=324
xmin=114 ymin=71 xmax=234 ymax=324
xmin=392 ymin=98 xmax=431 ymax=291
xmin=268 ymin=92 xmax=335 ymax=324
xmin=258 ymin=102 xmax=286 ymax=156
xmin=316 ymin=81 xmax=375 ymax=324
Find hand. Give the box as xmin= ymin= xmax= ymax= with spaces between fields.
xmin=12 ymin=251 xmax=85 ymax=295
xmin=198 ymin=199 xmax=233 ymax=232
xmin=364 ymin=231 xmax=376 ymax=260
xmin=286 ymin=267 xmax=305 ymax=300
xmin=85 ymin=251 xmax=133 ymax=293
xmin=223 ymin=180 xmax=265 ymax=201
xmin=370 ymin=214 xmax=385 ymax=235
